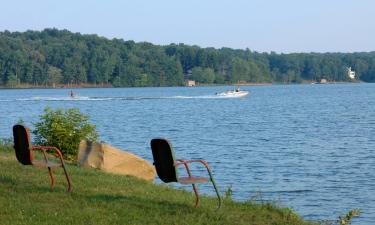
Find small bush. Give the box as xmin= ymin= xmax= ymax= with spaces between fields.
xmin=338 ymin=209 xmax=360 ymax=225
xmin=0 ymin=138 xmax=13 ymax=152
xmin=224 ymin=185 xmax=233 ymax=200
xmin=33 ymin=107 xmax=98 ymax=161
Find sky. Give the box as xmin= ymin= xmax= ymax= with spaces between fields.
xmin=0 ymin=0 xmax=374 ymax=53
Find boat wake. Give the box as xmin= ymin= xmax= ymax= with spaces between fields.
xmin=3 ymin=94 xmax=246 ymax=102
xmin=171 ymin=94 xmax=247 ymax=99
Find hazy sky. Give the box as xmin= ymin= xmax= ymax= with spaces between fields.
xmin=0 ymin=0 xmax=374 ymax=53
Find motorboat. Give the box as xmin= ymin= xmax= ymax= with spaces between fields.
xmin=215 ymin=88 xmax=249 ymax=98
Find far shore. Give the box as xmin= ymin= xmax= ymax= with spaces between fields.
xmin=0 ymin=80 xmax=363 ymax=90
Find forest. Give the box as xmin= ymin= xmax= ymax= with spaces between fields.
xmin=1 ymin=28 xmax=375 ymax=87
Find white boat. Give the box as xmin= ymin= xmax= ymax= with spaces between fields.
xmin=215 ymin=88 xmax=249 ymax=97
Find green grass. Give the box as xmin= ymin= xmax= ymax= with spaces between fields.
xmin=0 ymin=149 xmax=317 ymax=225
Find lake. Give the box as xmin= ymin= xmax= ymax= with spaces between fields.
xmin=0 ymin=83 xmax=374 ymax=224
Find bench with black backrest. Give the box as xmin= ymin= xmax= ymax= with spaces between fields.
xmin=12 ymin=124 xmax=72 ymax=192
xmin=150 ymin=138 xmax=221 ymax=209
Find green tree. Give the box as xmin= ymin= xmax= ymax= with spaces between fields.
xmin=203 ymin=68 xmax=215 ymax=84
xmin=230 ymin=58 xmax=249 ymax=83
xmin=191 ymin=67 xmax=215 ymax=84
xmin=112 ymin=76 xmax=122 ymax=87
xmin=6 ymin=74 xmax=18 ymax=87
xmin=214 ymin=72 xmax=225 ymax=84
xmin=33 ymin=107 xmax=98 ymax=160
xmin=47 ymin=66 xmax=63 ymax=86
xmin=135 ymin=73 xmax=150 ymax=86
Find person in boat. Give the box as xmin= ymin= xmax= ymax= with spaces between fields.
xmin=70 ymin=90 xmax=75 ymax=98
xmin=235 ymin=86 xmax=240 ymax=92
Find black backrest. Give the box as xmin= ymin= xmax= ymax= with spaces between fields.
xmin=150 ymin=138 xmax=178 ymax=183
xmin=12 ymin=124 xmax=33 ymax=165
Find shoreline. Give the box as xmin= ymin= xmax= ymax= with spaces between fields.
xmin=0 ymin=81 xmax=363 ymax=90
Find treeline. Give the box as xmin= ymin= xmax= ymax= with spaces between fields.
xmin=1 ymin=28 xmax=375 ymax=87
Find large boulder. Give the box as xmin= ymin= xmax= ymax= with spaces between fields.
xmin=77 ymin=140 xmax=156 ymax=181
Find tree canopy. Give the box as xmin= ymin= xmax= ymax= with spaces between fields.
xmin=1 ymin=28 xmax=374 ymax=87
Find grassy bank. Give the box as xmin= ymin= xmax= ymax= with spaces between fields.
xmin=0 ymin=148 xmax=316 ymax=225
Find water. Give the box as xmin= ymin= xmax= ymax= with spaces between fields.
xmin=0 ymin=84 xmax=374 ymax=224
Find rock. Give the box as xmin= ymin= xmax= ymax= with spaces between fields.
xmin=77 ymin=140 xmax=156 ymax=181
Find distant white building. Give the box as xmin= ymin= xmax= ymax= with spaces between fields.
xmin=185 ymin=80 xmax=196 ymax=86
xmin=347 ymin=67 xmax=356 ymax=79
xmin=320 ymin=78 xmax=328 ymax=84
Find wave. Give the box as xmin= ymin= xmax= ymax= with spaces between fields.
xmin=16 ymin=96 xmax=108 ymax=101
xmin=266 ymin=189 xmax=314 ymax=194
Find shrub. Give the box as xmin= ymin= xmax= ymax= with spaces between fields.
xmin=0 ymin=138 xmax=13 ymax=152
xmin=338 ymin=209 xmax=360 ymax=225
xmin=224 ymin=185 xmax=233 ymax=200
xmin=33 ymin=107 xmax=98 ymax=161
